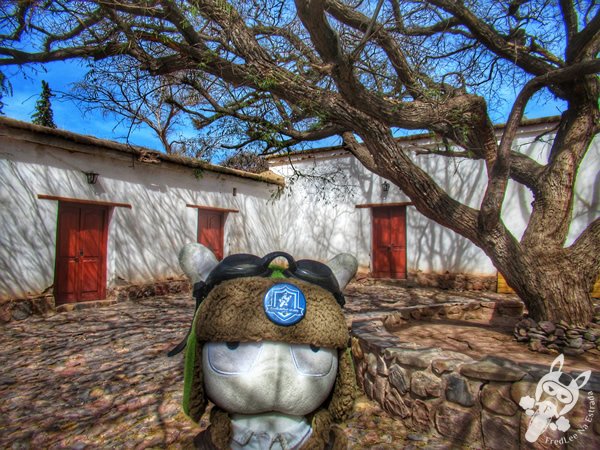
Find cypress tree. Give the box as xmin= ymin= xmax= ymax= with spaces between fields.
xmin=31 ymin=80 xmax=56 ymax=128
xmin=0 ymin=72 xmax=10 ymax=115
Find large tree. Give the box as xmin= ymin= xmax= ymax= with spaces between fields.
xmin=0 ymin=1 xmax=598 ymax=326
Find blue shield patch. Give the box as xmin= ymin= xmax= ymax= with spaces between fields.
xmin=263 ymin=283 xmax=306 ymax=326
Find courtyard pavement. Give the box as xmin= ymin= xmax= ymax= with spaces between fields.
xmin=0 ymin=282 xmax=511 ymax=449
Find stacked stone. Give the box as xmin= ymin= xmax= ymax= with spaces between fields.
xmin=513 ymin=306 xmax=600 ymax=355
xmin=352 ymin=309 xmax=600 ymax=450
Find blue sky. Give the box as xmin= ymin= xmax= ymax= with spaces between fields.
xmin=3 ymin=60 xmax=167 ymax=150
xmin=2 ymin=59 xmax=567 ymax=155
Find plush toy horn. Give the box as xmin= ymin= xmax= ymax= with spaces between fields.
xmin=168 ymin=244 xmax=219 ymax=357
xmin=327 ymin=253 xmax=358 ymax=290
xmin=179 ymin=243 xmax=219 ymax=285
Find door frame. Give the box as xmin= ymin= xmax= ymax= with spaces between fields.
xmin=38 ymin=195 xmax=131 ymax=305
xmin=54 ymin=201 xmax=110 ymax=304
xmin=197 ymin=208 xmax=225 ymax=261
xmin=186 ymin=204 xmax=239 ymax=261
xmin=369 ymin=204 xmax=408 ymax=279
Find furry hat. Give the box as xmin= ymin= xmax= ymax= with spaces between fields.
xmin=173 ymin=245 xmax=358 ymax=449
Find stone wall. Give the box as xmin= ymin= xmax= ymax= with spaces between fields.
xmin=355 ymin=272 xmax=498 ymax=292
xmin=108 ymin=278 xmax=190 ymax=302
xmin=351 ymin=301 xmax=600 ymax=449
xmin=0 ymin=278 xmax=190 ymax=323
xmin=408 ymin=271 xmax=497 ymax=292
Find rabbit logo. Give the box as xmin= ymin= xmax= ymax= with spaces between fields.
xmin=519 ymin=354 xmax=591 ymax=443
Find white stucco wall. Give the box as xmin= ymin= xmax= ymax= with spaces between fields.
xmin=0 ymin=135 xmax=279 ymax=300
xmin=2 ymin=118 xmax=597 ymax=300
xmin=269 ymin=121 xmax=600 ymax=276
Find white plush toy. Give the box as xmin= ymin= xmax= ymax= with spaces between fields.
xmin=171 ymin=244 xmax=358 ymax=449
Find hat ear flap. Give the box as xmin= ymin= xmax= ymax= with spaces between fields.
xmin=182 ymin=332 xmax=208 ymax=422
xmin=328 ymin=348 xmax=358 ymax=422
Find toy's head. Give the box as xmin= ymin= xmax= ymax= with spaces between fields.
xmin=172 ymin=244 xmax=358 ymax=447
xmin=535 ymin=354 xmax=591 ymax=417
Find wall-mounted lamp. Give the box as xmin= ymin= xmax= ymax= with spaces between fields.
xmin=382 ymin=181 xmax=390 ymax=193
xmin=85 ymin=171 xmax=99 ymax=185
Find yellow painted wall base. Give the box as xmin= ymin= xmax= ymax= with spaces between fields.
xmin=595 ymin=277 xmax=600 ymax=298
xmin=497 ymin=273 xmax=600 ymax=298
xmin=496 ymin=273 xmax=516 ymax=295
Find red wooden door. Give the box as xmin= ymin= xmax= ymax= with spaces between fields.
xmin=55 ymin=203 xmax=108 ymax=304
xmin=371 ymin=206 xmax=407 ymax=278
xmin=198 ymin=210 xmax=224 ymax=260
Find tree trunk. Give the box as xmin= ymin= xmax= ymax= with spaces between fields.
xmin=346 ymin=114 xmax=598 ymax=328
xmin=496 ymin=249 xmax=595 ymax=326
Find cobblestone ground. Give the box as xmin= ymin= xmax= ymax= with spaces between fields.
xmin=0 ymin=283 xmax=500 ymax=449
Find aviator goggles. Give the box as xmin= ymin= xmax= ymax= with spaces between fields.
xmin=168 ymin=251 xmax=344 ymax=356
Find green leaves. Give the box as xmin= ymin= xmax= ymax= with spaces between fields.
xmin=31 ymin=80 xmax=57 ymax=128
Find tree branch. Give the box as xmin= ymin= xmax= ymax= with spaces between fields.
xmin=478 ymin=59 xmax=600 ymax=232
xmin=559 ymin=0 xmax=578 ymax=47
xmin=325 ymin=0 xmax=428 ymax=99
xmin=390 ymin=0 xmax=468 ymax=38
xmin=428 ymin=0 xmax=562 ymax=77
xmin=568 ymin=217 xmax=600 ymax=283
xmin=347 ymin=0 xmax=384 ymax=61
xmin=252 ymin=25 xmax=320 ymax=65
xmin=567 ymin=8 xmax=600 ymax=63
xmin=0 ymin=43 xmax=130 ymax=65
xmin=342 ymin=131 xmax=377 ymax=170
